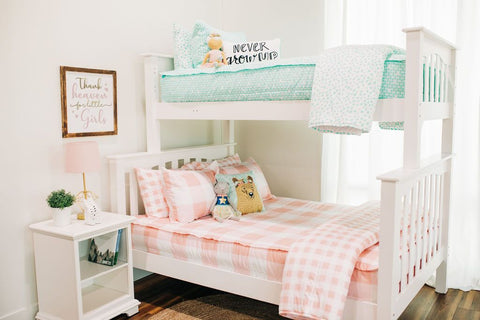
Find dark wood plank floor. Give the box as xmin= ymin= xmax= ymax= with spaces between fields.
xmin=113 ymin=274 xmax=480 ymax=320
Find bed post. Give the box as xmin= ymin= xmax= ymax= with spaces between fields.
xmin=403 ymin=29 xmax=424 ymax=169
xmin=377 ymin=179 xmax=401 ymax=320
xmin=143 ymin=53 xmax=174 ymax=152
xmin=435 ymin=47 xmax=456 ymax=294
xmin=222 ymin=120 xmax=235 ymax=155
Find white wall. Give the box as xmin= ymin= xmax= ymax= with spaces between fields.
xmin=0 ymin=1 xmax=324 ymax=318
xmin=222 ymin=0 xmax=324 ymax=200
xmin=0 ymin=1 xmax=222 ymax=318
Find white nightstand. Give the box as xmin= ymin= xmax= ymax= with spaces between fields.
xmin=30 ymin=212 xmax=140 ymax=320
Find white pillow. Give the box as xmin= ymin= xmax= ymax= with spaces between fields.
xmin=223 ymin=39 xmax=280 ymax=66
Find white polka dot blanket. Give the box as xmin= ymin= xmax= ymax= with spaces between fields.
xmin=309 ymin=45 xmax=405 ymax=135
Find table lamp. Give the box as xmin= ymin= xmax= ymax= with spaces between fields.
xmin=65 ymin=141 xmax=101 ymax=220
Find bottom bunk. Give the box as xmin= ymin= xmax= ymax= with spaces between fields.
xmin=107 ymin=144 xmax=452 ymax=320
xmin=132 ymin=197 xmax=379 ymax=303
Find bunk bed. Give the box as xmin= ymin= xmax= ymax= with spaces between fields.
xmin=107 ymin=27 xmax=456 ymax=319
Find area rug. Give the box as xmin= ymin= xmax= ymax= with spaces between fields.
xmin=150 ymin=293 xmax=288 ymax=320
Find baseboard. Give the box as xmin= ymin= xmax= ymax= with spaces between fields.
xmin=0 ymin=304 xmax=37 ymax=320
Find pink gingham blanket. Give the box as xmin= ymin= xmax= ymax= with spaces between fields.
xmin=279 ymin=201 xmax=380 ymax=320
xmin=133 ymin=197 xmax=357 ymax=251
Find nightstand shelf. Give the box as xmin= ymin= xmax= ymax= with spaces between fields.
xmin=80 ymin=259 xmax=128 ymax=282
xmin=30 ymin=212 xmax=139 ymax=320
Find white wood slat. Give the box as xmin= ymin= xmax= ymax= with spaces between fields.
xmin=429 ymin=55 xmax=435 ymax=102
xmin=408 ymin=181 xmax=419 ymax=282
xmin=416 ymin=176 xmax=426 ymax=272
xmin=401 ymin=192 xmax=410 ymax=291
xmin=129 ymin=171 xmax=139 ymax=216
xmin=422 ymin=175 xmax=431 ymax=265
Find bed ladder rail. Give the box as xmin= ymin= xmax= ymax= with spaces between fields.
xmin=376 ymin=154 xmax=452 ymax=319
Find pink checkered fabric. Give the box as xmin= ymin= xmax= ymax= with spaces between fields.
xmin=162 ymin=168 xmax=216 ymax=223
xmin=279 ymin=201 xmax=380 ymax=320
xmin=181 ymin=153 xmax=241 ymax=170
xmin=219 ymin=157 xmax=273 ymax=200
xmin=135 ymin=168 xmax=169 ymax=218
xmin=131 ymin=197 xmax=380 ymax=306
xmin=131 ymin=224 xmax=378 ymax=304
xmin=355 ymin=244 xmax=378 ymax=271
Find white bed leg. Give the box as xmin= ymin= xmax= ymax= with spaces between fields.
xmin=435 ymin=260 xmax=448 ymax=294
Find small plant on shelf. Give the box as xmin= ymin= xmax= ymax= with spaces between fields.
xmin=46 ymin=189 xmax=76 ymax=208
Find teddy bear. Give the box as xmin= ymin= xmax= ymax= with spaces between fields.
xmin=201 ymin=33 xmax=227 ymax=68
xmin=211 ymin=180 xmax=241 ymax=222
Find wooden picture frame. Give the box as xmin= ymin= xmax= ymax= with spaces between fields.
xmin=60 ymin=66 xmax=118 ymax=138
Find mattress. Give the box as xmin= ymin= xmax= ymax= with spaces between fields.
xmin=132 ymin=197 xmax=379 ymax=303
xmin=160 ymin=56 xmax=405 ymax=103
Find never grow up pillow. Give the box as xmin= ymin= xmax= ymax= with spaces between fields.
xmin=223 ymin=39 xmax=280 ymax=65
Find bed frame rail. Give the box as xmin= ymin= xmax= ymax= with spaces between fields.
xmin=377 ymin=154 xmax=452 ymax=319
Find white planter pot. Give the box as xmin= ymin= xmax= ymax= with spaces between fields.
xmin=52 ymin=207 xmax=72 ymax=226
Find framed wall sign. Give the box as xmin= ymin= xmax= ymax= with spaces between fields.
xmin=60 ymin=66 xmax=118 ymax=138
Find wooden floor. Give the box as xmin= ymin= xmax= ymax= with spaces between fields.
xmin=114 ymin=274 xmax=480 ymax=320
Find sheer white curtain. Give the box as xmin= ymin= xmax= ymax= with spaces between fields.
xmin=322 ymin=0 xmax=479 ymax=290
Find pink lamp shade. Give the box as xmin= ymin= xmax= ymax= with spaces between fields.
xmin=65 ymin=141 xmax=101 ymax=173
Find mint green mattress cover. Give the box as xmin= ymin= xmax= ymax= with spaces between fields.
xmin=160 ymin=56 xmax=405 ymax=103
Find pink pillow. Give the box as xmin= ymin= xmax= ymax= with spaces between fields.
xmin=219 ymin=157 xmax=273 ymax=201
xmin=161 ymin=167 xmax=216 ymax=223
xmin=135 ymin=168 xmax=169 ymax=218
xmin=181 ymin=153 xmax=241 ymax=170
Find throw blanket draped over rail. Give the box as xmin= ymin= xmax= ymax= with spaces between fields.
xmin=279 ymin=202 xmax=380 ymax=320
xmin=309 ymin=45 xmax=405 ymax=135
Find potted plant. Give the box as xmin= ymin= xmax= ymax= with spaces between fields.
xmin=46 ymin=189 xmax=76 ymax=226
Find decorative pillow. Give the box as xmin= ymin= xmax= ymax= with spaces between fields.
xmin=215 ymin=171 xmax=264 ymax=215
xmin=173 ymin=23 xmax=193 ymax=69
xmin=161 ymin=167 xmax=216 ymax=223
xmin=223 ymin=39 xmax=280 ymax=66
xmin=135 ymin=168 xmax=169 ymax=218
xmin=190 ymin=21 xmax=247 ymax=68
xmin=219 ymin=157 xmax=273 ymax=201
xmin=181 ymin=154 xmax=241 ymax=170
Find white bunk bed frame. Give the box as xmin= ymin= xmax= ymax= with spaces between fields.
xmin=108 ymin=27 xmax=456 ymax=320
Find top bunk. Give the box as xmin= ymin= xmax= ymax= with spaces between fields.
xmin=144 ymin=27 xmax=456 ymax=123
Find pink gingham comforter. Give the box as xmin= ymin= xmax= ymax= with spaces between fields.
xmin=133 ymin=197 xmax=357 ymax=252
xmin=132 ymin=197 xmax=380 ymax=318
xmin=279 ymin=201 xmax=379 ymax=320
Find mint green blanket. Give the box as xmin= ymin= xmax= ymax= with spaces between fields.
xmin=309 ymin=45 xmax=405 ymax=135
